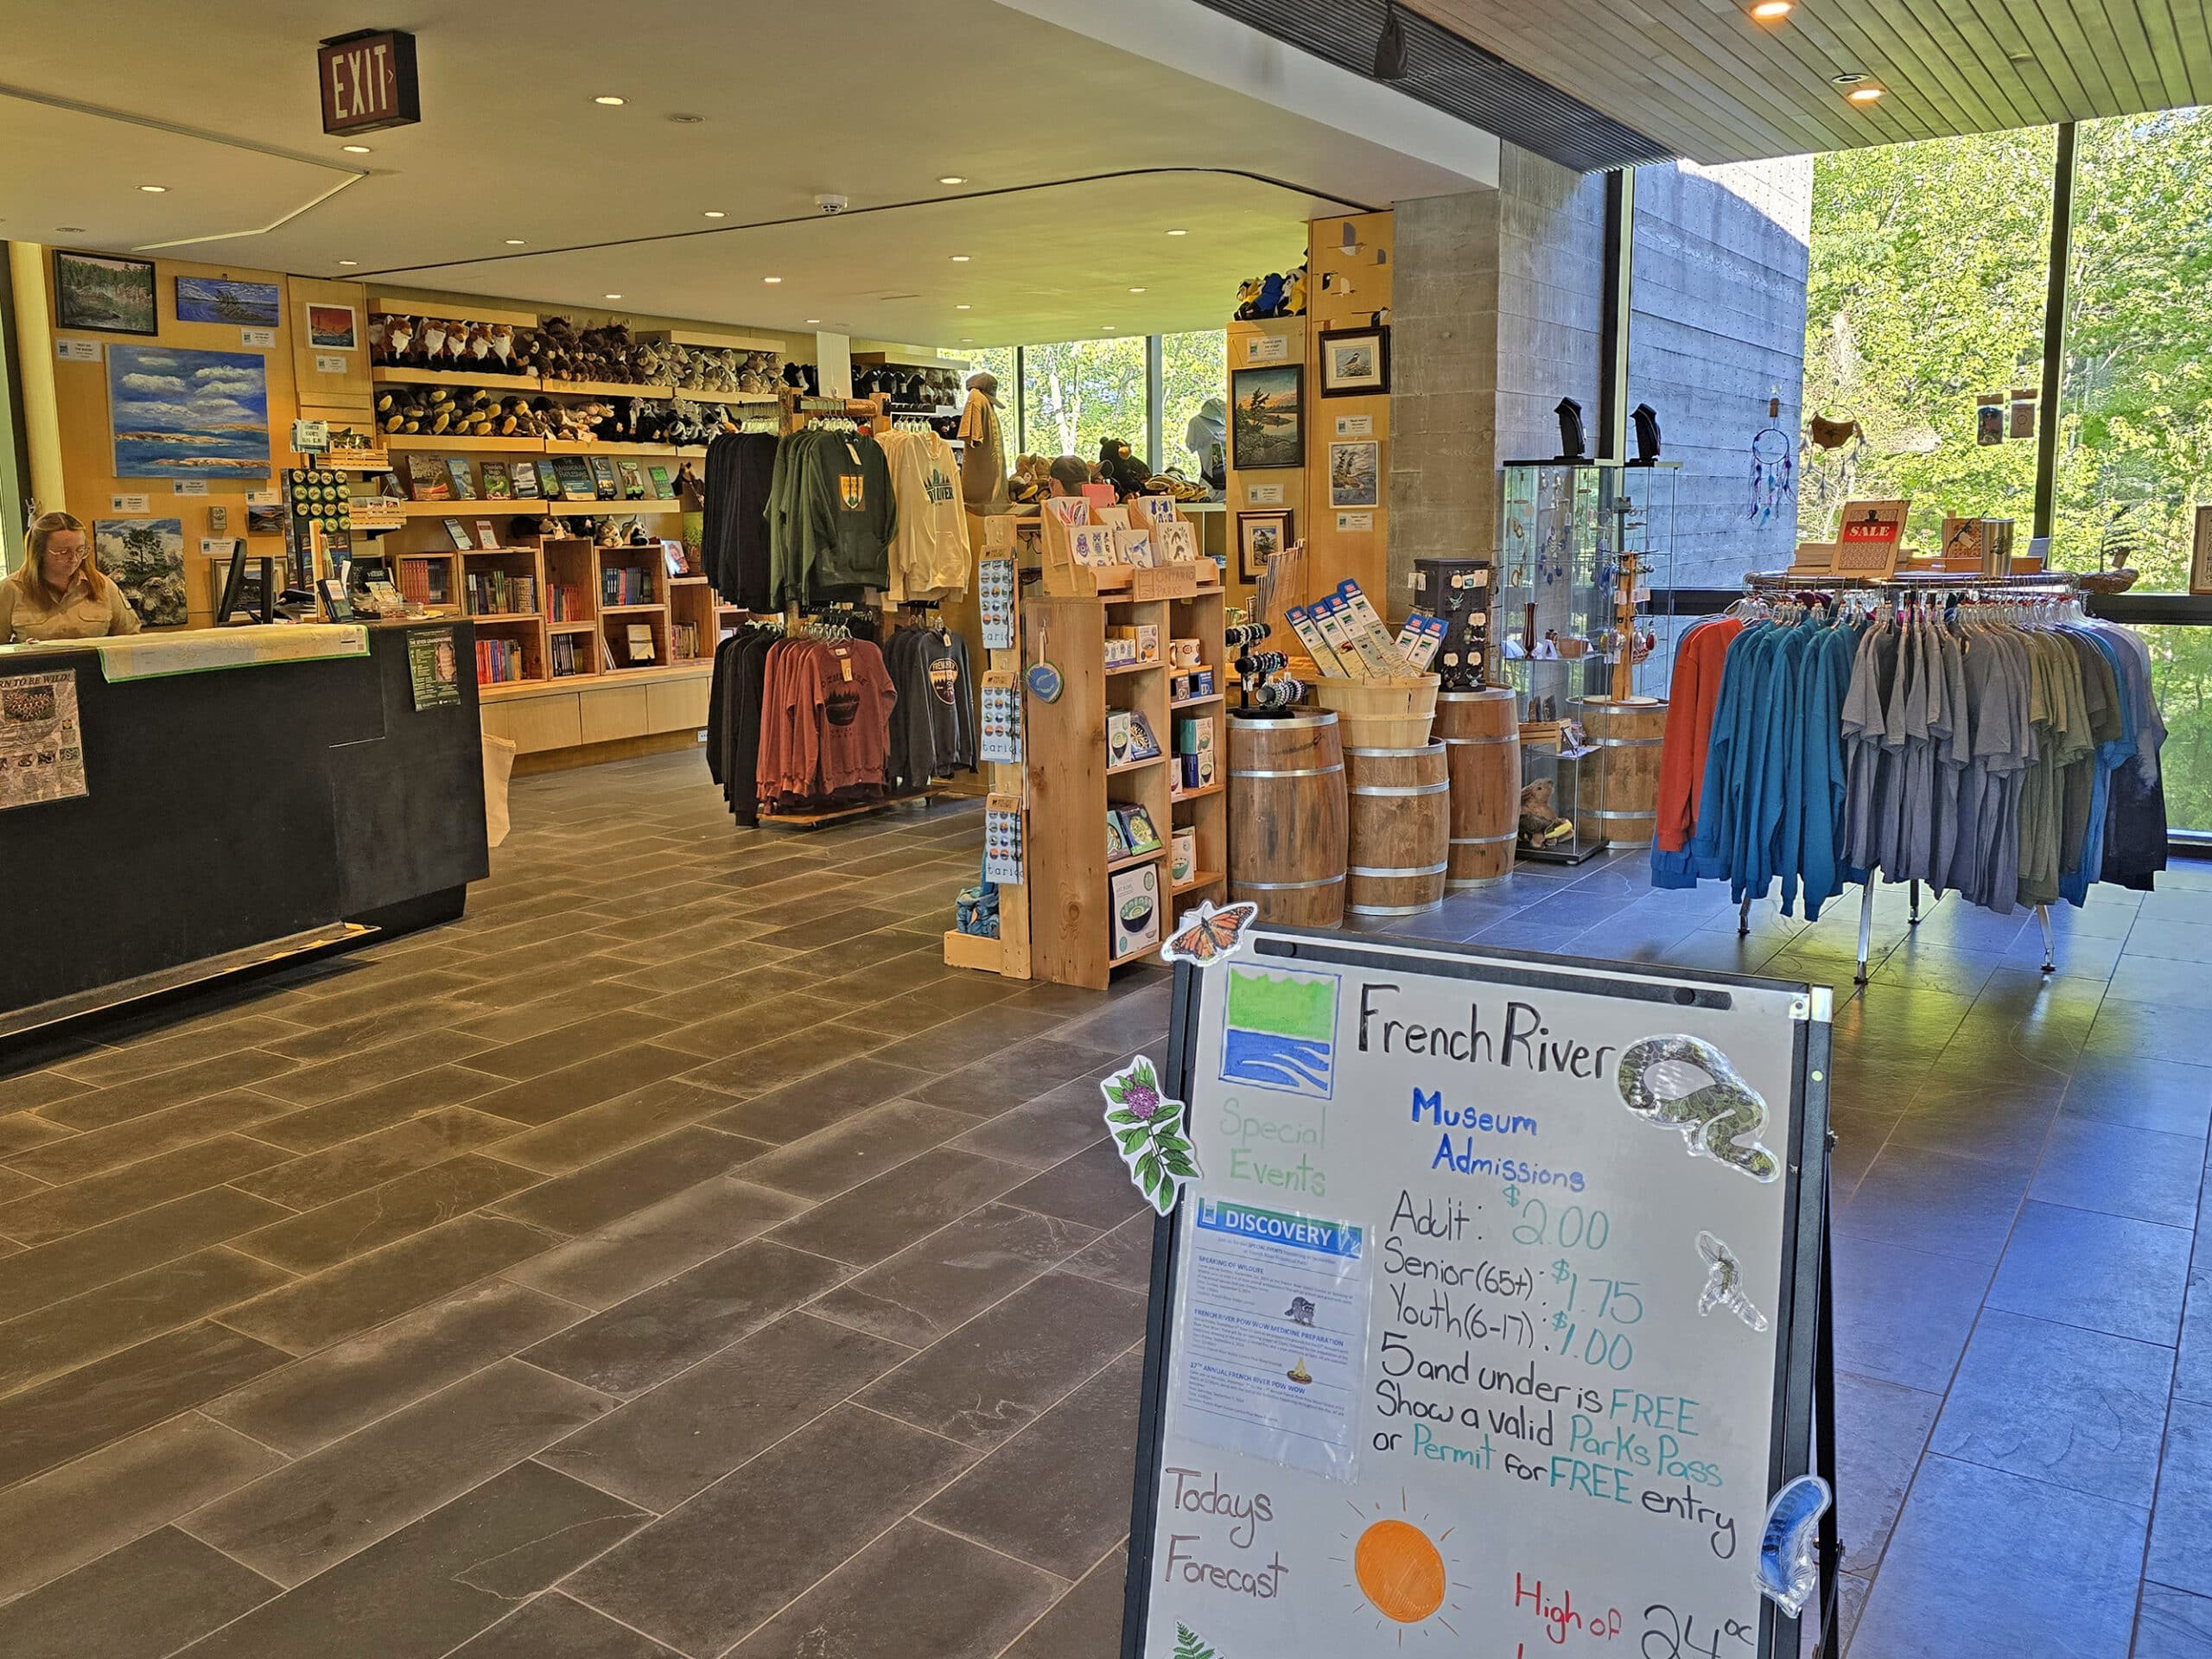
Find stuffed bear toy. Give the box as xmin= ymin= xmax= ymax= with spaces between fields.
xmin=1232 ymin=278 xmax=1263 ymax=321
xmin=1518 ymin=779 xmax=1574 ymax=849
xmin=1098 ymin=437 xmax=1149 ymax=500
xmin=537 ymin=317 xmax=581 ymax=382
xmin=1282 ymin=264 xmax=1308 ymax=316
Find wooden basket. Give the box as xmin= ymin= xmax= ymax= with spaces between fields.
xmin=1311 ymin=674 xmax=1440 ymax=747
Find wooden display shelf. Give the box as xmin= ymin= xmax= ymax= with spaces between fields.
xmin=852 ymin=348 xmax=973 ymax=371
xmin=636 ymin=327 xmax=783 ymax=352
xmin=373 ymin=366 xmax=543 ymax=391
xmin=668 ymin=575 xmax=710 ymax=587
xmin=467 ymin=610 xmax=542 ymax=623
xmin=477 ymin=658 xmax=710 ymax=699
xmin=554 ymin=499 xmax=679 ymax=514
xmin=548 ymin=621 xmax=594 ymax=634
xmin=602 ymin=601 xmax=667 ymax=614
xmin=942 ymin=929 xmax=1004 ymax=972
xmin=543 ymin=438 xmax=682 ymax=455
xmin=1105 ymin=660 xmax=1160 ymax=677
xmin=1170 ymin=781 xmax=1225 ymax=805
xmin=387 ymin=434 xmax=540 ymax=453
xmin=380 ymin=498 xmax=678 ymax=518
xmin=1108 ymin=848 xmax=1166 ymax=874
xmin=369 ymin=299 xmax=538 ymax=327
xmin=1107 ymin=754 xmax=1166 ymax=777
xmin=1173 ymin=868 xmax=1226 ymax=896
xmin=1170 ymin=692 xmax=1225 ymax=709
xmin=1109 ymin=938 xmax=1160 ymax=969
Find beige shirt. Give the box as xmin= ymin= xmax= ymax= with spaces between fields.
xmin=0 ymin=570 xmax=143 ymax=643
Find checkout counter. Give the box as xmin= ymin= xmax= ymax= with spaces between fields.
xmin=0 ymin=619 xmax=488 ymax=1037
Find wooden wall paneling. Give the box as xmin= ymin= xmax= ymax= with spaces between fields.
xmin=289 ymin=276 xmax=372 ymax=412
xmin=1022 ymin=595 xmax=1109 ymax=988
xmin=646 ymin=672 xmax=711 ymax=734
xmin=578 ymin=683 xmax=650 ymax=746
xmin=1224 ymin=317 xmax=1306 ymax=614
xmin=1302 ymin=211 xmax=1394 ymax=621
xmin=480 ymin=689 xmax=582 ymax=754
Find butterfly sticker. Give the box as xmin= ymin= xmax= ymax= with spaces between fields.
xmin=1160 ymin=899 xmax=1258 ymax=968
xmin=1100 ymin=1055 xmax=1201 ymax=1217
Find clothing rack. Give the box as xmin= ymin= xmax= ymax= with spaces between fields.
xmin=1732 ymin=569 xmax=2083 ymax=983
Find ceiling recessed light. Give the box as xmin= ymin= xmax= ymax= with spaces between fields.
xmin=950 ymin=254 xmax=970 ymax=263
xmin=338 ymin=259 xmax=358 ymax=266
xmin=763 ymin=276 xmax=782 ymax=284
xmin=138 ymin=184 xmax=166 ymax=193
xmin=341 ymin=143 xmax=372 ymax=154
xmin=666 ymin=111 xmax=704 ymax=124
xmin=1103 ymin=325 xmax=1116 ymax=332
xmin=55 ymin=226 xmax=84 ymax=233
xmin=604 ymin=292 xmax=623 ymax=300
xmin=1166 ymin=228 xmax=1188 ymax=236
xmin=1847 ymin=84 xmax=1885 ymax=102
xmin=960 ymin=337 xmax=974 ymax=344
xmin=1749 ymin=0 xmax=1791 ymax=18
xmin=702 ymin=210 xmax=725 ymax=219
xmin=1830 ymin=70 xmax=1868 ymax=85
xmin=1128 ymin=286 xmax=1147 ymax=293
xmin=504 ymin=238 xmax=525 ymax=245
xmin=594 ymin=94 xmax=626 ymax=105
xmin=938 ymin=175 xmax=967 ymax=185
xmin=956 ymin=303 xmax=971 ymax=310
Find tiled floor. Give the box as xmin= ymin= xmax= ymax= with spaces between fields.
xmin=0 ymin=750 xmax=2207 ymax=1659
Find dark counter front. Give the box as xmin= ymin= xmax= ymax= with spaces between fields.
xmin=0 ymin=621 xmax=488 ymax=1026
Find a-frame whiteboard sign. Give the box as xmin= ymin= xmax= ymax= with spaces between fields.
xmin=1124 ymin=927 xmax=1831 ymax=1659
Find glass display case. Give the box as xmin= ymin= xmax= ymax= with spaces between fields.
xmin=1497 ymin=461 xmax=1677 ymax=862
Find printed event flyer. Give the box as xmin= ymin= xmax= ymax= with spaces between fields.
xmin=0 ymin=670 xmax=89 ymax=810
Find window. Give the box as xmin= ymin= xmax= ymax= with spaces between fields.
xmin=2055 ymin=108 xmax=2212 ymax=592
xmin=1160 ymin=329 xmax=1227 ymax=485
xmin=1020 ymin=337 xmax=1149 ymax=466
xmin=1800 ymin=127 xmax=2056 ymax=550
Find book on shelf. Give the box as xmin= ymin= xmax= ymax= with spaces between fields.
xmin=474 ymin=636 xmax=530 ymax=685
xmin=588 ymin=456 xmax=621 ymax=500
xmin=480 ymin=461 xmax=512 ymax=499
xmin=444 ymin=458 xmax=477 ymax=499
xmin=533 ymin=460 xmax=563 ymax=499
xmin=474 ymin=518 xmax=501 ymax=549
xmin=405 ymin=454 xmax=451 ymax=502
xmin=509 ymin=460 xmax=540 ymax=499
xmin=600 ymin=565 xmax=655 ymax=606
xmin=397 ymin=560 xmax=431 ymax=605
xmin=548 ymin=582 xmax=583 ymax=622
xmin=648 ymin=464 xmax=671 ymax=497
xmin=617 ymin=459 xmax=646 ymax=499
xmin=550 ymin=632 xmax=587 ymax=677
xmin=466 ymin=570 xmax=538 ymax=616
xmin=626 ymin=623 xmax=656 ymax=664
xmin=442 ymin=517 xmax=474 ymax=551
xmin=671 ymin=620 xmax=700 ymax=659
xmin=552 ymin=456 xmax=596 ymax=500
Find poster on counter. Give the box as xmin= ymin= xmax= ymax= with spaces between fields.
xmin=0 ymin=670 xmax=89 ymax=811
xmin=1126 ymin=929 xmax=1829 ymax=1659
xmin=407 ymin=626 xmax=461 ymax=710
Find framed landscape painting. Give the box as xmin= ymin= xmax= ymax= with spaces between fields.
xmin=175 ymin=276 xmax=282 ymax=327
xmin=1230 ymin=365 xmax=1303 ymax=470
xmin=108 ymin=345 xmax=272 ymax=480
xmin=54 ymin=251 xmax=156 ymax=335
xmin=1318 ymin=325 xmax=1390 ymax=397
xmin=94 ymin=518 xmax=188 ymax=626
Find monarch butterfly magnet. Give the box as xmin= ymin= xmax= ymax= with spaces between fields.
xmin=1160 ymin=899 xmax=1258 ymax=968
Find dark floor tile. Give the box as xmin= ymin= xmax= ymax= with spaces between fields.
xmin=464 ymin=1044 xmax=702 ymax=1128
xmin=2126 ymin=919 xmax=2212 ymax=963
xmin=676 ymin=1019 xmax=888 ymax=1093
xmin=769 ymin=1147 xmax=1029 ymax=1267
xmin=505 ymin=1177 xmax=804 ymax=1311
xmin=233 ymin=1108 xmax=519 ymax=1211
xmin=249 ymin=1064 xmax=512 ymax=1154
xmin=2150 ymin=1399 xmax=2212 ymax=1599
xmin=1001 ymin=1140 xmax=1152 ymax=1233
xmin=491 ymin=1126 xmax=758 ymax=1236
xmin=1851 ymin=1454 xmax=2145 ymax=1658
xmin=0 ymin=1135 xmax=289 ymax=1248
xmin=0 ymin=1525 xmax=278 ymax=1659
xmin=1887 ymin=1076 xmax=2059 ymax=1173
xmin=451 ymin=1008 xmax=679 ymax=1083
xmin=2029 ymin=1117 xmax=2204 ymax=1229
xmin=1987 ymin=1200 xmax=2192 ymax=1345
xmin=812 ymin=1203 xmax=1098 ymax=1348
xmin=1829 ymin=1368 xmax=1942 ymax=1567
xmin=1834 ymin=1146 xmax=2029 ymax=1268
xmin=2061 ymin=1055 xmax=2212 ymax=1141
xmin=521 ymin=1238 xmax=849 ymax=1396
xmin=728 ymin=1517 xmax=1059 ymax=1659
xmin=1931 ymin=1308 xmax=2172 ymax=1507
xmin=923 ymin=1350 xmax=1143 ymax=1578
xmin=233 ymin=1154 xmax=542 ymax=1273
xmin=0 ymin=1247 xmax=289 ymax=1395
xmin=38 ymin=1049 xmax=299 ymax=1133
xmin=0 ymin=1323 xmax=289 ymax=1487
xmin=0 ymin=1069 xmax=92 ymax=1118
xmin=949 ymin=1073 xmax=1118 ymax=1171
xmin=1000 ymin=1545 xmax=1125 ymax=1659
xmin=2083 ymin=997 xmax=2212 ymax=1070
xmin=488 ymin=1079 xmax=740 ymax=1174
xmin=205 ymin=1278 xmax=585 ymax=1456
xmin=866 ymin=1004 xmax=1071 ymax=1070
xmin=219 ymin=1212 xmax=556 ymax=1355
xmin=180 ymin=1358 xmax=612 ymax=1586
xmin=178 ymin=1461 xmax=645 ymax=1659
xmin=1059 ymin=1212 xmax=1158 ymax=1294
xmin=257 ymin=999 xmax=467 ymax=1065
xmin=5 ymin=1089 xmax=288 ymax=1185
xmin=2137 ymin=1581 xmax=2212 ymax=1658
xmin=567 ymin=1404 xmax=974 ymax=1658
xmin=0 ymin=1186 xmax=290 ymax=1323
xmin=242 ymin=1028 xmax=493 ymax=1110
xmin=0 ymin=1414 xmax=283 ymax=1604
xmin=914 ymin=1037 xmax=1122 ymax=1119
xmin=542 ymin=1311 xmax=904 ymax=1511
xmin=705 ymin=1056 xmax=935 ymax=1144
xmin=1831 ymin=1236 xmax=1992 ymax=1394
xmin=861 ymin=1269 xmax=1144 ymax=1449
xmin=448 ymin=1594 xmax=678 ymax=1659
xmin=752 ymin=905 xmax=908 ymax=950
xmin=738 ymin=1099 xmax=978 ymax=1201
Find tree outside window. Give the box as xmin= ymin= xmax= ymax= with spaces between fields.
xmin=1020 ymin=337 xmax=1148 ymax=466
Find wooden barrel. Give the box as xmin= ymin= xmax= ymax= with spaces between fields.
xmin=1228 ymin=713 xmax=1347 ymax=927
xmin=1435 ymin=690 xmax=1518 ymax=889
xmin=1568 ymin=696 xmax=1668 ymax=848
xmin=1344 ymin=740 xmax=1450 ymax=917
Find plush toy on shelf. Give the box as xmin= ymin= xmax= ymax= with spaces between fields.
xmin=1517 ymin=779 xmax=1575 ymax=850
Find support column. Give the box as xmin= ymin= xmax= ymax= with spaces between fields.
xmin=7 ymin=242 xmax=66 ymax=518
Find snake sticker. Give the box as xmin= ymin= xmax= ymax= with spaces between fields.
xmin=1694 ymin=1231 xmax=1770 ymax=1331
xmin=1617 ymin=1035 xmax=1780 ymax=1182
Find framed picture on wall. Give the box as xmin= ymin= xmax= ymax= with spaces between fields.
xmin=2193 ymin=504 xmax=2212 ymax=594
xmin=305 ymin=303 xmax=359 ymax=350
xmin=54 ymin=250 xmax=156 ymax=335
xmin=1318 ymin=325 xmax=1390 ymax=397
xmin=1328 ymin=440 xmax=1380 ymax=508
xmin=1237 ymin=510 xmax=1293 ymax=580
xmin=1230 ymin=365 xmax=1303 ymax=469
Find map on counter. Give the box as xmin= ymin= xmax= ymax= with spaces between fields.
xmin=1130 ymin=933 xmax=1827 ymax=1659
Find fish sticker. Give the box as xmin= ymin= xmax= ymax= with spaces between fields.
xmin=1758 ymin=1474 xmax=1833 ymax=1618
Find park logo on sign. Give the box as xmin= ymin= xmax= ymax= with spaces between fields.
xmin=1219 ymin=965 xmax=1338 ymax=1100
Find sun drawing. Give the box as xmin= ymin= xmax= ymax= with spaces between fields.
xmin=1334 ymin=1492 xmax=1462 ymax=1643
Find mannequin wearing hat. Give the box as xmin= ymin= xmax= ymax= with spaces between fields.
xmin=957 ymin=372 xmax=1010 ymax=512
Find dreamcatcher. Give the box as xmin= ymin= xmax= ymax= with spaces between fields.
xmin=1747 ymin=395 xmax=1794 ymax=525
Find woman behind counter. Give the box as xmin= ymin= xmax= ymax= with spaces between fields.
xmin=0 ymin=512 xmax=143 ymax=643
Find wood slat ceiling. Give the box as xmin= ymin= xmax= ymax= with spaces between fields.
xmin=1403 ymin=0 xmax=2212 ymax=162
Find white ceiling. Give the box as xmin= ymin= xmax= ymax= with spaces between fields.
xmin=0 ymin=0 xmax=1497 ymax=344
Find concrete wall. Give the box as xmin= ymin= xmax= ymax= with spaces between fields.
xmin=1628 ymin=157 xmax=1812 ymax=588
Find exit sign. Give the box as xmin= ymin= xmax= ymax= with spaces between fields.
xmin=318 ymin=29 xmax=419 ymax=135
